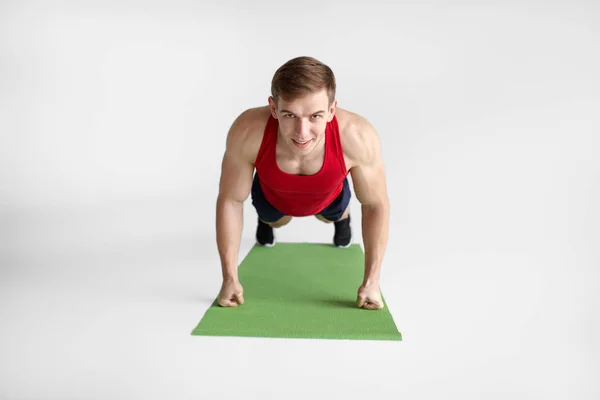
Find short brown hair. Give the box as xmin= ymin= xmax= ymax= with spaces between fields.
xmin=271 ymin=56 xmax=336 ymax=106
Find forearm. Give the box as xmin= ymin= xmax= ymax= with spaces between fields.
xmin=361 ymin=201 xmax=389 ymax=284
xmin=216 ymin=195 xmax=244 ymax=281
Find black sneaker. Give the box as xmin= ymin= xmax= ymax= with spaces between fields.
xmin=256 ymin=218 xmax=275 ymax=247
xmin=333 ymin=214 xmax=352 ymax=248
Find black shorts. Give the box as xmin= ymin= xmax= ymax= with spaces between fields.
xmin=251 ymin=173 xmax=351 ymax=223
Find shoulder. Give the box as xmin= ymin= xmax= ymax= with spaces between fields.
xmin=335 ymin=107 xmax=381 ymax=168
xmin=225 ymin=106 xmax=270 ymax=162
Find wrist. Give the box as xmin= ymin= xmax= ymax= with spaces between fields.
xmin=362 ymin=276 xmax=380 ymax=286
xmin=222 ymin=266 xmax=239 ymax=282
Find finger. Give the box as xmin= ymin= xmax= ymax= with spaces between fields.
xmin=218 ymin=298 xmax=238 ymax=307
xmin=234 ymin=292 xmax=244 ymax=305
xmin=363 ymin=301 xmax=383 ymax=310
xmin=356 ymin=297 xmax=366 ymax=308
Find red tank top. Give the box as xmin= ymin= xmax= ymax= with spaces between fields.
xmin=254 ymin=114 xmax=348 ymax=217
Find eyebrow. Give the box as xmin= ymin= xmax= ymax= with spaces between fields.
xmin=280 ymin=109 xmax=326 ymax=115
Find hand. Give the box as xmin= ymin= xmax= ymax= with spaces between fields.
xmin=356 ymin=282 xmax=384 ymax=310
xmin=218 ymin=278 xmax=244 ymax=307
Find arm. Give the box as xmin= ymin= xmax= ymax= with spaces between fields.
xmin=349 ymin=121 xmax=390 ymax=295
xmin=216 ymin=112 xmax=255 ymax=282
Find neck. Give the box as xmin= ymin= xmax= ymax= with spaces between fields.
xmin=278 ymin=130 xmax=326 ymax=161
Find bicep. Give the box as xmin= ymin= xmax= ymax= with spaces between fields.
xmin=218 ymin=150 xmax=254 ymax=203
xmin=349 ymin=124 xmax=388 ymax=206
xmin=350 ymin=157 xmax=388 ymax=206
xmin=218 ymin=112 xmax=255 ymax=202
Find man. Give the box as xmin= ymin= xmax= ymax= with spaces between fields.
xmin=216 ymin=56 xmax=389 ymax=310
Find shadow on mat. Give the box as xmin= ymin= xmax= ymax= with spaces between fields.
xmin=204 ymin=296 xmax=357 ymax=309
xmin=317 ymin=298 xmax=357 ymax=308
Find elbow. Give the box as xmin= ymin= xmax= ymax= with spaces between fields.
xmin=361 ymin=198 xmax=389 ymax=213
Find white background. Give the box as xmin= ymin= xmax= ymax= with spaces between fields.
xmin=1 ymin=0 xmax=599 ymax=399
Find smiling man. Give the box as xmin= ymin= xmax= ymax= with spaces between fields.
xmin=216 ymin=56 xmax=390 ymax=310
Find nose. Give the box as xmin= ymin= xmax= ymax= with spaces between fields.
xmin=296 ymin=118 xmax=310 ymax=138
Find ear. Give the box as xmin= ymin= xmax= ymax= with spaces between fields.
xmin=328 ymin=99 xmax=338 ymax=121
xmin=268 ymin=96 xmax=278 ymax=119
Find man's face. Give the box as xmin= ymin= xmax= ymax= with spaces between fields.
xmin=269 ymin=89 xmax=337 ymax=156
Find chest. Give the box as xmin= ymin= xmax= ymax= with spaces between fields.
xmin=275 ymin=144 xmax=325 ymax=175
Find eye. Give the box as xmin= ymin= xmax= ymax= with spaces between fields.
xmin=284 ymin=114 xmax=295 ymax=118
xmin=312 ymin=115 xmax=321 ymax=119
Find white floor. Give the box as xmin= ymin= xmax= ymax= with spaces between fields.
xmin=1 ymin=193 xmax=598 ymax=399
xmin=2 ymin=1 xmax=599 ymax=398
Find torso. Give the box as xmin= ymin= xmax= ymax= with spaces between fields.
xmin=244 ymin=106 xmax=360 ymax=173
xmin=275 ymin=134 xmax=326 ymax=176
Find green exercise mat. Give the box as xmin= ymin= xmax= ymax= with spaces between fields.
xmin=191 ymin=242 xmax=402 ymax=341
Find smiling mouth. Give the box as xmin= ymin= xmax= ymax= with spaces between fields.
xmin=292 ymin=139 xmax=312 ymax=147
